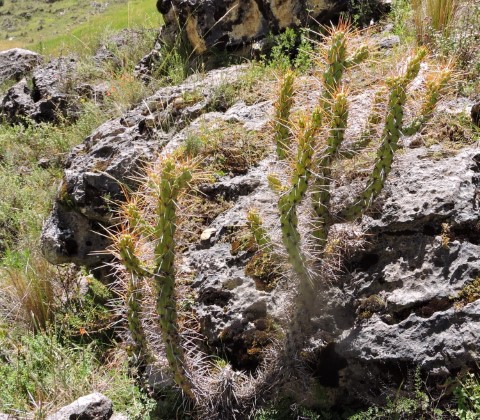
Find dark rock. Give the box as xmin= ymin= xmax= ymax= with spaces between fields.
xmin=0 ymin=78 xmax=35 ymax=122
xmin=0 ymin=57 xmax=80 ymax=124
xmin=46 ymin=392 xmax=113 ymax=420
xmin=74 ymin=82 xmax=110 ymax=103
xmin=0 ymin=48 xmax=43 ymax=84
xmin=471 ymin=102 xmax=480 ymax=127
xmin=155 ymin=0 xmax=387 ymax=54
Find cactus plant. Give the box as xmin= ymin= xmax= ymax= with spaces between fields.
xmin=273 ymin=70 xmax=295 ymax=160
xmin=246 ymin=209 xmax=273 ymax=253
xmin=114 ymin=159 xmax=195 ymax=400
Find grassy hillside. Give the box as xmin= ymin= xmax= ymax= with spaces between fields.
xmin=0 ymin=0 xmax=162 ymax=55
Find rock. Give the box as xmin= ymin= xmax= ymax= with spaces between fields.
xmin=110 ymin=415 xmax=128 ymax=420
xmin=309 ymin=148 xmax=480 ymax=403
xmin=471 ymin=102 xmax=480 ymax=127
xmin=46 ymin=392 xmax=113 ymax=420
xmin=0 ymin=48 xmax=43 ymax=84
xmin=94 ymin=29 xmax=147 ymax=68
xmin=0 ymin=79 xmax=36 ymax=122
xmin=41 ymin=65 xmax=249 ymax=266
xmin=0 ymin=57 xmax=80 ymax=124
xmin=156 ymin=0 xmax=385 ymax=54
xmin=377 ymin=34 xmax=400 ymax=49
xmin=200 ymin=227 xmax=217 ymax=243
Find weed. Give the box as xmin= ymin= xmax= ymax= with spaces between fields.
xmin=454 ymin=372 xmax=480 ymax=419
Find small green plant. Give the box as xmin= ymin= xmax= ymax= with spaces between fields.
xmin=454 ymin=372 xmax=480 ymax=419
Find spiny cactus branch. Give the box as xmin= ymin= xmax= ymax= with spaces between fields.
xmin=151 ymin=159 xmax=195 ymax=400
xmin=312 ymin=91 xmax=349 ymax=250
xmin=274 ymin=70 xmax=295 ymax=160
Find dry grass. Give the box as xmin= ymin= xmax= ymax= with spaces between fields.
xmin=412 ymin=0 xmax=461 ymax=43
xmin=0 ymin=254 xmax=56 ymax=331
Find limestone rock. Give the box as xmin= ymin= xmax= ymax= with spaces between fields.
xmin=46 ymin=392 xmax=113 ymax=420
xmin=309 ymin=148 xmax=480 ymax=401
xmin=0 ymin=48 xmax=43 ymax=84
xmin=0 ymin=79 xmax=36 ymax=122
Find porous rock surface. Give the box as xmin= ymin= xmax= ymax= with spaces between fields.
xmin=156 ymin=0 xmax=386 ymax=54
xmin=0 ymin=48 xmax=43 ymax=84
xmin=40 ymin=65 xmax=480 ymax=399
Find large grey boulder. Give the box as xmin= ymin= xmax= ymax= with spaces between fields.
xmin=46 ymin=392 xmax=113 ymax=420
xmin=0 ymin=48 xmax=43 ymax=84
xmin=156 ymin=0 xmax=387 ymax=53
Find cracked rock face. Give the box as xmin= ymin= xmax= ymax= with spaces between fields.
xmin=156 ymin=0 xmax=356 ymax=53
xmin=0 ymin=57 xmax=80 ymax=124
xmin=312 ymin=148 xmax=480 ymax=400
xmin=41 ymin=65 xmax=253 ymax=266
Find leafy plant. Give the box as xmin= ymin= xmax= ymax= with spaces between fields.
xmin=454 ymin=373 xmax=480 ymax=419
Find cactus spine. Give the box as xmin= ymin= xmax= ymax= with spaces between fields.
xmin=278 ymin=108 xmax=322 ymax=283
xmin=340 ymin=48 xmax=428 ymax=221
xmin=319 ymin=28 xmax=368 ymax=112
xmin=117 ymin=233 xmax=152 ymax=367
xmin=246 ymin=209 xmax=273 ymax=253
xmin=274 ymin=70 xmax=295 ymax=160
xmin=403 ymin=68 xmax=451 ymax=135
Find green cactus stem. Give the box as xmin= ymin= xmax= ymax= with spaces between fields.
xmin=312 ymin=91 xmax=349 ymax=250
xmin=403 ymin=68 xmax=451 ymax=135
xmin=151 ymin=159 xmax=194 ymax=400
xmin=276 ymin=108 xmax=322 ymax=283
xmin=340 ymin=49 xmax=426 ymax=221
xmin=320 ymin=29 xmax=368 ymax=112
xmin=117 ymin=233 xmax=152 ymax=367
xmin=274 ymin=70 xmax=295 ymax=160
xmin=246 ymin=209 xmax=273 ymax=253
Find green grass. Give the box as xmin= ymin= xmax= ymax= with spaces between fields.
xmin=0 ymin=0 xmax=162 ymax=56
xmin=0 ymin=330 xmax=156 ymax=418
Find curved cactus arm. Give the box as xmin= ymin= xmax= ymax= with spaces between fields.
xmin=339 ymin=49 xmax=426 ymax=221
xmin=151 ymin=159 xmax=196 ymax=401
xmin=312 ymin=91 xmax=349 ymax=251
xmin=345 ymin=45 xmax=369 ymax=69
xmin=274 ymin=70 xmax=295 ymax=160
xmin=403 ymin=68 xmax=451 ymax=136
